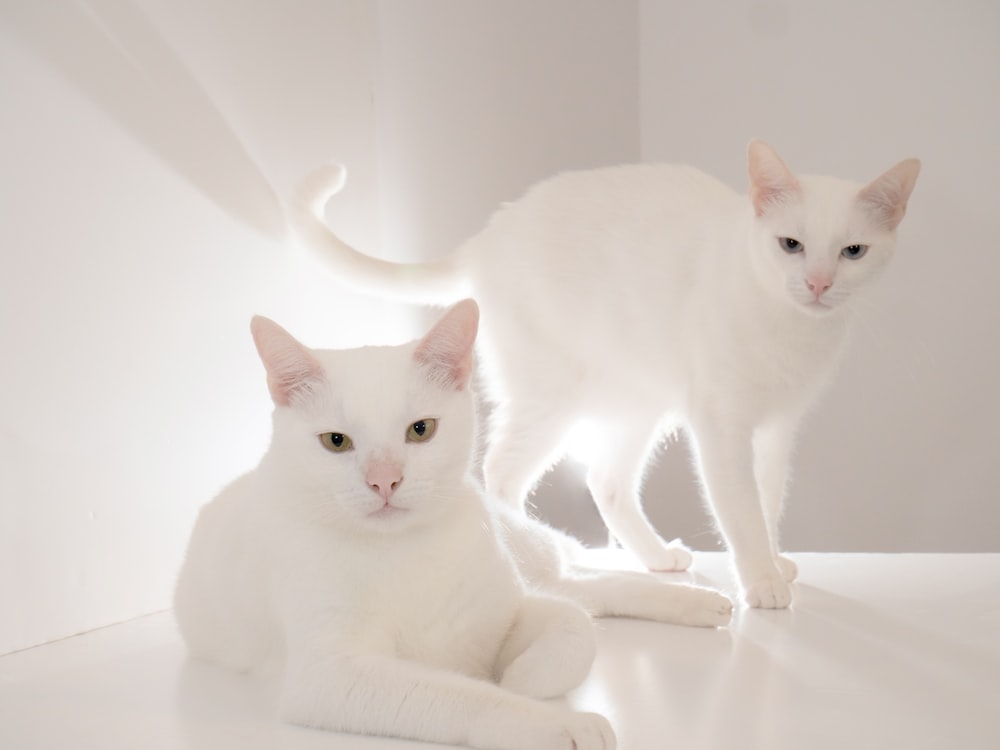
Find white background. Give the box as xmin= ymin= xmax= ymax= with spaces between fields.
xmin=1 ymin=0 xmax=997 ymax=655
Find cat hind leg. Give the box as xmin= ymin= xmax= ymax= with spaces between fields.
xmin=553 ymin=569 xmax=732 ymax=627
xmin=484 ymin=404 xmax=575 ymax=510
xmin=496 ymin=595 xmax=596 ymax=700
xmin=585 ymin=420 xmax=692 ymax=572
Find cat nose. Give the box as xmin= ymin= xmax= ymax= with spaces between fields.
xmin=366 ymin=461 xmax=403 ymax=501
xmin=806 ymin=275 xmax=833 ymax=297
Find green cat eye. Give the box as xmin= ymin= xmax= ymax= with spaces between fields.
xmin=406 ymin=419 xmax=437 ymax=443
xmin=319 ymin=432 xmax=354 ymax=452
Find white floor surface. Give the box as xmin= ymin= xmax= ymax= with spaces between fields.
xmin=2 ymin=552 xmax=998 ymax=750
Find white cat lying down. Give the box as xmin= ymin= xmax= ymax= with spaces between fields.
xmin=174 ymin=300 xmax=731 ymax=750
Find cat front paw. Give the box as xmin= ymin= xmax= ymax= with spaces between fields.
xmin=775 ymin=554 xmax=798 ymax=582
xmin=677 ymin=587 xmax=734 ymax=627
xmin=564 ymin=711 xmax=616 ymax=750
xmin=535 ymin=712 xmax=614 ymax=750
xmin=743 ymin=576 xmax=792 ymax=609
xmin=470 ymin=708 xmax=616 ymax=750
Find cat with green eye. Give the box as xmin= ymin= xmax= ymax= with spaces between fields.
xmin=175 ymin=300 xmax=731 ymax=750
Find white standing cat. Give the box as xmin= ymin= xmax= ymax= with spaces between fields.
xmin=288 ymin=141 xmax=920 ymax=609
xmin=174 ymin=300 xmax=731 ymax=750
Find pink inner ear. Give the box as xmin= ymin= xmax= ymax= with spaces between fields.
xmin=748 ymin=140 xmax=801 ymax=217
xmin=414 ymin=299 xmax=479 ymax=390
xmin=250 ymin=316 xmax=325 ymax=406
xmin=858 ymin=158 xmax=921 ymax=232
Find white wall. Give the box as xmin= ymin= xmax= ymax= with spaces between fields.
xmin=636 ymin=0 xmax=1000 ymax=552
xmin=372 ymin=0 xmax=639 ymax=260
xmin=0 ymin=0 xmax=397 ymax=656
xmin=3 ymin=0 xmax=997 ymax=655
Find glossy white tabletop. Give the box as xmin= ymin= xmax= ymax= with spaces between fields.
xmin=2 ymin=552 xmax=998 ymax=750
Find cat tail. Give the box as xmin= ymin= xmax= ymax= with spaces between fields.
xmin=289 ymin=164 xmax=468 ymax=305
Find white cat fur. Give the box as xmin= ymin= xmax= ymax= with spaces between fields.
xmin=174 ymin=300 xmax=731 ymax=750
xmin=288 ymin=142 xmax=920 ymax=609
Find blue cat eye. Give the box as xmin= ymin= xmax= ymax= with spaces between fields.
xmin=841 ymin=244 xmax=869 ymax=260
xmin=778 ymin=237 xmax=804 ymax=254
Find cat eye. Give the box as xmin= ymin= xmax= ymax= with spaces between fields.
xmin=406 ymin=419 xmax=437 ymax=443
xmin=319 ymin=432 xmax=354 ymax=453
xmin=841 ymin=244 xmax=869 ymax=260
xmin=778 ymin=237 xmax=804 ymax=254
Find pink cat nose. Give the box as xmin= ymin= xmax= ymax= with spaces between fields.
xmin=366 ymin=461 xmax=403 ymax=501
xmin=806 ymin=275 xmax=833 ymax=297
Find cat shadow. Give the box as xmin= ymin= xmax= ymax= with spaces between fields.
xmin=1 ymin=1 xmax=285 ymax=239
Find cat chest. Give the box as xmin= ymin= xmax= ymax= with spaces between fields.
xmin=688 ymin=313 xmax=847 ymax=407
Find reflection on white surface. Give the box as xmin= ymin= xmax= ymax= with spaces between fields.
xmin=572 ymin=553 xmax=1000 ymax=749
xmin=1 ymin=553 xmax=998 ymax=750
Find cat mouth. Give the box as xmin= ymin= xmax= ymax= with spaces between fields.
xmin=801 ymin=298 xmax=836 ymax=314
xmin=368 ymin=503 xmax=408 ymax=520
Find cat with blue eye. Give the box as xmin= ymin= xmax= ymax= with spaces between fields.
xmin=290 ymin=140 xmax=920 ymax=608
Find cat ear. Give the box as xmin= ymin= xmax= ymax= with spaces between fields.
xmin=250 ymin=316 xmax=325 ymax=406
xmin=857 ymin=158 xmax=921 ymax=231
xmin=747 ymin=139 xmax=801 ymax=217
xmin=414 ymin=299 xmax=479 ymax=390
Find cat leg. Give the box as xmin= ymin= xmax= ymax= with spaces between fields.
xmin=281 ymin=646 xmax=615 ymax=750
xmin=550 ymin=569 xmax=733 ymax=627
xmin=585 ymin=421 xmax=692 ymax=572
xmin=484 ymin=403 xmax=574 ymax=510
xmin=499 ymin=504 xmax=731 ymax=626
xmin=687 ymin=411 xmax=791 ymax=608
xmin=753 ymin=419 xmax=799 ymax=582
xmin=495 ymin=594 xmax=597 ymax=699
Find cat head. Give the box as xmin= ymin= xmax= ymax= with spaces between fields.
xmin=250 ymin=299 xmax=480 ymax=534
xmin=746 ymin=140 xmax=920 ymax=316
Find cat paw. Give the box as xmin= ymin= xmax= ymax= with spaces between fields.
xmin=775 ymin=554 xmax=798 ymax=582
xmin=743 ymin=576 xmax=792 ymax=609
xmin=564 ymin=711 xmax=616 ymax=750
xmin=536 ymin=711 xmax=614 ymax=750
xmin=470 ymin=708 xmax=616 ymax=750
xmin=677 ymin=587 xmax=734 ymax=627
xmin=641 ymin=539 xmax=693 ymax=572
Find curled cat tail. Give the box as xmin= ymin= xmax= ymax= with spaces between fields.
xmin=290 ymin=164 xmax=469 ymax=305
